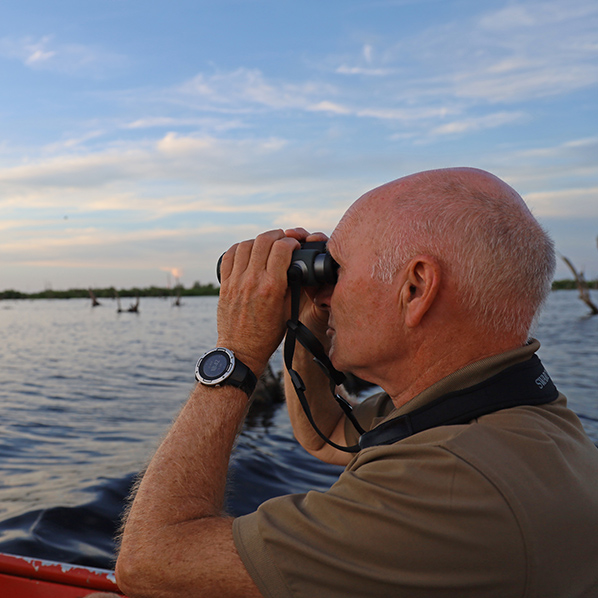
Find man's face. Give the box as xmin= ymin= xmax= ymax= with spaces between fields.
xmin=322 ymin=201 xmax=405 ymax=380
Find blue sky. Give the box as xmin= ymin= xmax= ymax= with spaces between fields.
xmin=1 ymin=0 xmax=596 ymax=292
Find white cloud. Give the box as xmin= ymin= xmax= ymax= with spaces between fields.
xmin=500 ymin=137 xmax=598 ymax=188
xmin=124 ymin=116 xmax=246 ymax=133
xmin=0 ymin=35 xmax=54 ymax=65
xmin=331 ymin=0 xmax=597 ymax=108
xmin=156 ymin=0 xmax=597 ymax=140
xmin=478 ymin=0 xmax=598 ymax=31
xmin=0 ymin=132 xmax=367 ymax=226
xmin=524 ymin=186 xmax=598 ymax=218
xmin=0 ymin=133 xmax=288 ymax=193
xmin=308 ymin=101 xmax=352 ymax=115
xmin=335 ymin=65 xmax=394 ymax=76
xmin=0 ymin=35 xmax=127 ymax=76
xmin=448 ymin=0 xmax=598 ymax=102
xmin=334 ymin=44 xmax=395 ymax=76
xmin=273 ymin=207 xmax=347 ymax=234
xmin=176 ymin=68 xmax=335 ymax=112
xmin=25 ymin=48 xmax=55 ymax=65
xmin=430 ymin=111 xmax=527 ymax=135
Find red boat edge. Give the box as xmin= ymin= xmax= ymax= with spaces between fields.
xmin=0 ymin=551 xmax=125 ymax=597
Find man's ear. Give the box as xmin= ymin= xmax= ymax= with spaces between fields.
xmin=400 ymin=256 xmax=441 ymax=328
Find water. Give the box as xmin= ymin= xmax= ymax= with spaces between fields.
xmin=0 ymin=291 xmax=596 ymax=569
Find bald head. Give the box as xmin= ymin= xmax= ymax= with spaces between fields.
xmin=357 ymin=168 xmax=533 ymax=223
xmin=354 ymin=167 xmax=555 ymax=340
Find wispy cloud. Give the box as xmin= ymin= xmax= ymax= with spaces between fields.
xmin=124 ymin=116 xmax=247 ymax=132
xmin=524 ymin=186 xmax=598 ymax=218
xmin=176 ymin=68 xmax=335 ymax=112
xmin=336 ymin=43 xmax=395 ymax=76
xmin=159 ymin=1 xmax=597 ymax=140
xmin=327 ymin=0 xmax=598 ymax=111
xmin=0 ymin=222 xmax=253 ymax=272
xmin=430 ymin=111 xmax=527 ymax=135
xmin=0 ymin=35 xmax=128 ymax=76
xmin=0 ymin=132 xmax=365 ymax=220
xmin=430 ymin=0 xmax=598 ymax=102
xmin=501 ymin=137 xmax=598 ymax=187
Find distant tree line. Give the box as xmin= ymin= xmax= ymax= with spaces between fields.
xmin=0 ymin=281 xmax=219 ymax=300
xmin=1 ymin=279 xmax=596 ymax=301
xmin=552 ymin=279 xmax=598 ymax=290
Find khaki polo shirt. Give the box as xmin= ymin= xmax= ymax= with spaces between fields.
xmin=233 ymin=341 xmax=598 ymax=597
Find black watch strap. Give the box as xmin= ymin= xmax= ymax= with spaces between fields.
xmin=195 ymin=348 xmax=258 ymax=398
xmin=226 ymin=357 xmax=258 ymax=397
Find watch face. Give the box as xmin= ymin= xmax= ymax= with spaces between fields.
xmin=196 ymin=348 xmax=234 ymax=385
xmin=201 ymin=352 xmax=229 ymax=378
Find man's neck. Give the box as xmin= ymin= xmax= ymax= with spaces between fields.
xmin=384 ymin=336 xmax=527 ymax=410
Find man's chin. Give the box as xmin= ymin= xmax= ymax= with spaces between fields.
xmin=329 ymin=344 xmax=344 ymax=373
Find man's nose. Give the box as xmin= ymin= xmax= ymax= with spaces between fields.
xmin=313 ymin=284 xmax=333 ymax=310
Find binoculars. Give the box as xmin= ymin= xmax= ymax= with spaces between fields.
xmin=217 ymin=241 xmax=338 ymax=287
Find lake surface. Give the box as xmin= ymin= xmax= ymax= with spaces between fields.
xmin=0 ymin=290 xmax=596 ymax=569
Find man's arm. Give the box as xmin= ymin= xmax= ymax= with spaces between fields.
xmin=283 ymin=323 xmax=355 ymax=467
xmin=282 ymin=228 xmax=355 ymax=467
xmin=116 ymin=384 xmax=263 ymax=597
xmin=116 ymin=230 xmax=300 ymax=598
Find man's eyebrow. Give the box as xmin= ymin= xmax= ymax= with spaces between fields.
xmin=327 ymin=236 xmax=342 ymax=262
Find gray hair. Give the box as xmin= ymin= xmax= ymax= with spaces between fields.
xmin=371 ymin=169 xmax=555 ymax=339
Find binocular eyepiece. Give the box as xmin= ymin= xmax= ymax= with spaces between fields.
xmin=217 ymin=241 xmax=338 ymax=287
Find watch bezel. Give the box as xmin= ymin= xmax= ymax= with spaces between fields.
xmin=195 ymin=347 xmax=236 ymax=386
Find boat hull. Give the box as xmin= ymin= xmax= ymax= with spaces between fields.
xmin=0 ymin=552 xmax=124 ymax=597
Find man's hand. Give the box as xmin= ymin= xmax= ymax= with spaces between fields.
xmin=216 ymin=229 xmax=300 ymax=378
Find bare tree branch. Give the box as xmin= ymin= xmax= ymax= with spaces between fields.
xmin=560 ymin=254 xmax=598 ymax=315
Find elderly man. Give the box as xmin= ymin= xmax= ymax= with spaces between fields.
xmin=116 ymin=168 xmax=598 ymax=597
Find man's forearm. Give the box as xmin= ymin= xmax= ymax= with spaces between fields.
xmin=284 ymin=339 xmax=353 ymax=466
xmin=116 ymin=384 xmax=261 ymax=597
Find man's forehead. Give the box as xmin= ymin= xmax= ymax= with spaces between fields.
xmin=329 ymin=198 xmax=375 ymax=258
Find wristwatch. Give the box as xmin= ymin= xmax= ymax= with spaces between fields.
xmin=194 ymin=347 xmax=257 ymax=398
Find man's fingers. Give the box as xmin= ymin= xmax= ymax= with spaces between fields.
xmin=265 ymin=236 xmax=300 ymax=281
xmin=248 ymin=230 xmax=286 ymax=270
xmin=284 ymin=227 xmax=310 ymax=241
xmin=218 ymin=243 xmax=238 ymax=283
xmin=284 ymin=228 xmax=329 ymax=245
xmin=306 ymin=231 xmax=329 ymax=244
xmin=221 ymin=231 xmax=295 ymax=288
xmin=230 ymin=239 xmax=255 ymax=279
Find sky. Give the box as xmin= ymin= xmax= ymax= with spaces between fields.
xmin=0 ymin=0 xmax=597 ymax=292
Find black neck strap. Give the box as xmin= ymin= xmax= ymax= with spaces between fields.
xmin=283 ymin=273 xmax=559 ymax=453
xmin=284 ymin=269 xmax=365 ymax=454
xmin=358 ymin=353 xmax=558 ymax=449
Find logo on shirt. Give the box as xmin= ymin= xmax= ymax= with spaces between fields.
xmin=535 ymin=369 xmax=551 ymax=389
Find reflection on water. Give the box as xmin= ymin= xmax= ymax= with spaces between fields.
xmin=0 ymin=291 xmax=596 ymax=568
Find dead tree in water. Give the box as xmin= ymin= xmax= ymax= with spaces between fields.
xmin=172 ymin=286 xmax=182 ymax=307
xmin=114 ymin=290 xmax=140 ymax=313
xmin=560 ymin=254 xmax=598 ymax=315
xmin=88 ymin=288 xmax=101 ymax=307
xmin=127 ymin=296 xmax=140 ymax=313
